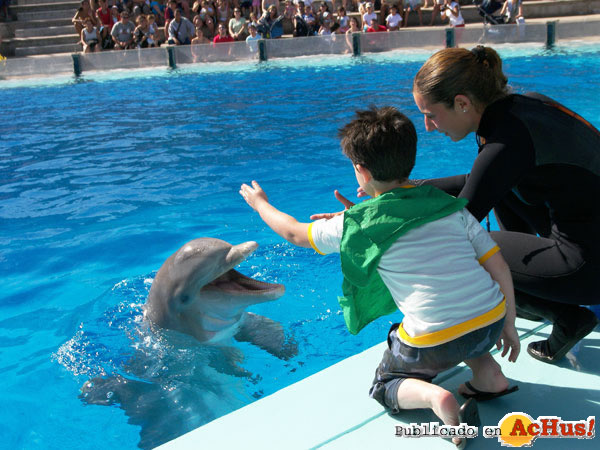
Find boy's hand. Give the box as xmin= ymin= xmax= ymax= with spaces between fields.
xmin=309 ymin=190 xmax=355 ymax=220
xmin=240 ymin=180 xmax=269 ymax=211
xmin=496 ymin=322 xmax=520 ymax=362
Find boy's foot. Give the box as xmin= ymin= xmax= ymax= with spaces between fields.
xmin=460 ymin=381 xmax=519 ymax=401
xmin=527 ymin=308 xmax=599 ymax=363
xmin=453 ymin=399 xmax=480 ymax=449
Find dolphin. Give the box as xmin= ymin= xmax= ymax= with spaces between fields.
xmin=144 ymin=238 xmax=295 ymax=359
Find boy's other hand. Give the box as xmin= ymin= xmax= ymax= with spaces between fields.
xmin=496 ymin=323 xmax=520 ymax=362
xmin=240 ymin=181 xmax=269 ymax=211
xmin=309 ymin=190 xmax=355 ymax=220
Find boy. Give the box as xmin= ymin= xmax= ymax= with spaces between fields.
xmin=240 ymin=107 xmax=519 ymax=448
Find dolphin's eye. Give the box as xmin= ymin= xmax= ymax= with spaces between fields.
xmin=179 ymin=294 xmax=191 ymax=304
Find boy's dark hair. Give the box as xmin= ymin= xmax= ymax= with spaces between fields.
xmin=339 ymin=106 xmax=417 ymax=182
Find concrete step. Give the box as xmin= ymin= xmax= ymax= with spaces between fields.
xmin=15 ymin=41 xmax=80 ymax=56
xmin=15 ymin=0 xmax=76 ymax=5
xmin=15 ymin=24 xmax=74 ymax=37
xmin=17 ymin=9 xmax=76 ymax=21
xmin=13 ymin=18 xmax=72 ymax=29
xmin=11 ymin=33 xmax=79 ymax=48
xmin=11 ymin=1 xmax=80 ymax=13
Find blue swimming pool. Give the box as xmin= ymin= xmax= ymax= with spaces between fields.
xmin=1 ymin=42 xmax=599 ymax=449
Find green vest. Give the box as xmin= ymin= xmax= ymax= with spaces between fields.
xmin=339 ymin=185 xmax=468 ymax=334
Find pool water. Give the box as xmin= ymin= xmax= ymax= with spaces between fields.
xmin=1 ymin=43 xmax=599 ymax=449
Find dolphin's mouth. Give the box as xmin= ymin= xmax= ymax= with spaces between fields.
xmin=202 ymin=269 xmax=284 ymax=296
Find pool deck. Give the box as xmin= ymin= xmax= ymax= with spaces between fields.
xmin=160 ymin=317 xmax=600 ymax=449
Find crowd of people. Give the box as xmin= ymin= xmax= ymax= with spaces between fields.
xmin=72 ymin=0 xmax=525 ymax=53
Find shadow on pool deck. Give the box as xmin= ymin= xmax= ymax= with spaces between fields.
xmin=160 ymin=318 xmax=600 ymax=449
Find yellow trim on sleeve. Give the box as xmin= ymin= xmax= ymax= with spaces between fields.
xmin=307 ymin=222 xmax=325 ymax=255
xmin=478 ymin=245 xmax=500 ymax=265
xmin=397 ymin=298 xmax=506 ymax=348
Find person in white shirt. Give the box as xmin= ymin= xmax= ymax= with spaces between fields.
xmin=362 ymin=2 xmax=377 ymax=31
xmin=441 ymin=0 xmax=464 ymax=27
xmin=385 ymin=5 xmax=402 ymax=31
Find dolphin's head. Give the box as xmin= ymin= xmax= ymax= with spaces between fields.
xmin=144 ymin=238 xmax=285 ymax=341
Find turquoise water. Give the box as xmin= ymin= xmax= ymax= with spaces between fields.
xmin=1 ymin=43 xmax=599 ymax=449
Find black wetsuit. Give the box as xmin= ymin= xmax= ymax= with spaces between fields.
xmin=417 ymin=93 xmax=600 ymax=307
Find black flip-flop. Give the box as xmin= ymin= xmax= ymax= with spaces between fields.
xmin=461 ymin=381 xmax=519 ymax=401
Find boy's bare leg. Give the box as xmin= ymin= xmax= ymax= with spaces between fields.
xmin=459 ymin=352 xmax=509 ymax=395
xmin=396 ymin=379 xmax=463 ymax=446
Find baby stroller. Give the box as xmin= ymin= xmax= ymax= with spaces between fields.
xmin=473 ymin=0 xmax=505 ymax=24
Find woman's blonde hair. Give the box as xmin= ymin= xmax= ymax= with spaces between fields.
xmin=413 ymin=46 xmax=508 ymax=109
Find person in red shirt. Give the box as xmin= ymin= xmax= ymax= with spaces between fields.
xmin=96 ymin=0 xmax=113 ymax=46
xmin=213 ymin=22 xmax=234 ymax=43
xmin=366 ymin=18 xmax=387 ymax=32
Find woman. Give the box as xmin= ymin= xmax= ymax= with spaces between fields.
xmin=228 ymin=7 xmax=247 ymax=41
xmin=316 ymin=45 xmax=600 ymax=367
xmin=80 ymin=17 xmax=101 ymax=53
xmin=411 ymin=46 xmax=600 ymax=365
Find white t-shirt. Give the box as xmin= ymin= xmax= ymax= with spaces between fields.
xmin=362 ymin=12 xmax=377 ymax=28
xmin=444 ymin=1 xmax=464 ymax=27
xmin=386 ymin=13 xmax=402 ymax=28
xmin=309 ymin=208 xmax=504 ymax=342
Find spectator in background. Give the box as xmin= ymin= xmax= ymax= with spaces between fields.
xmin=500 ymin=0 xmax=524 ymax=23
xmin=111 ymin=10 xmax=136 ymax=48
xmin=0 ymin=0 xmax=11 ymax=22
xmin=213 ymin=22 xmax=234 ymax=42
xmin=259 ymin=4 xmax=284 ymax=38
xmin=110 ymin=5 xmax=120 ymax=26
xmin=379 ymin=0 xmax=397 ymax=26
xmin=366 ymin=17 xmax=386 ymax=31
xmin=335 ymin=6 xmax=349 ymax=33
xmin=345 ymin=15 xmax=360 ymax=51
xmin=293 ymin=1 xmax=310 ymax=36
xmin=429 ymin=0 xmax=444 ymax=26
xmin=362 ymin=2 xmax=376 ymax=30
xmin=385 ymin=4 xmax=402 ymax=30
xmin=132 ymin=0 xmax=152 ymax=18
xmin=201 ymin=13 xmax=217 ymax=39
xmin=440 ymin=0 xmax=464 ymax=27
xmin=346 ymin=14 xmax=360 ymax=34
xmin=200 ymin=0 xmax=217 ymax=22
xmin=246 ymin=22 xmax=261 ymax=51
xmin=248 ymin=11 xmax=260 ymax=28
xmin=283 ymin=0 xmax=296 ymax=19
xmin=261 ymin=0 xmax=277 ymax=14
xmin=251 ymin=0 xmax=261 ymax=21
xmin=134 ymin=13 xmax=159 ymax=46
xmin=150 ymin=0 xmax=165 ymax=24
xmin=168 ymin=7 xmax=195 ymax=43
xmin=164 ymin=0 xmax=178 ymax=41
xmin=302 ymin=2 xmax=318 ymax=34
xmin=403 ymin=0 xmax=422 ymax=27
xmin=318 ymin=11 xmax=333 ymax=35
xmin=73 ymin=0 xmax=99 ymax=36
xmin=229 ymin=7 xmax=248 ymax=40
xmin=80 ymin=17 xmax=102 ymax=52
xmin=191 ymin=20 xmax=211 ymax=42
xmin=216 ymin=0 xmax=230 ymax=26
xmin=239 ymin=0 xmax=252 ymax=17
xmin=96 ymin=0 xmax=114 ymax=47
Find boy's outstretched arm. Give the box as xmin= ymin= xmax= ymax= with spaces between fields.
xmin=481 ymin=251 xmax=520 ymax=363
xmin=240 ymin=181 xmax=311 ymax=248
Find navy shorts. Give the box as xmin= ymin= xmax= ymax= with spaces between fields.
xmin=369 ymin=319 xmax=504 ymax=413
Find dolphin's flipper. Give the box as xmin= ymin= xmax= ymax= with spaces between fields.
xmin=234 ymin=312 xmax=298 ymax=360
